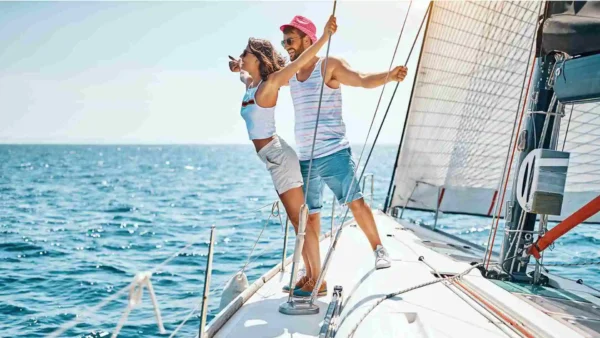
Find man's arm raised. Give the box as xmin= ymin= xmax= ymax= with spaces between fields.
xmin=330 ymin=57 xmax=408 ymax=89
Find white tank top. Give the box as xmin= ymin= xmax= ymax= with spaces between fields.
xmin=289 ymin=58 xmax=349 ymax=161
xmin=240 ymin=81 xmax=276 ymax=140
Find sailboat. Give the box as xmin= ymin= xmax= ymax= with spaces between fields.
xmin=44 ymin=1 xmax=599 ymax=337
xmin=195 ymin=1 xmax=600 ymax=337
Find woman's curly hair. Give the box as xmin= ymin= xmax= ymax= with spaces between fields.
xmin=247 ymin=38 xmax=287 ymax=81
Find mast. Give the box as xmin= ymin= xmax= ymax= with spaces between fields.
xmin=500 ymin=51 xmax=559 ymax=277
xmin=501 ymin=0 xmax=600 ymax=277
xmin=498 ymin=0 xmax=552 ymax=280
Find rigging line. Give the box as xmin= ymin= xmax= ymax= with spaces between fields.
xmin=248 ymin=200 xmax=282 ymax=213
xmin=344 ymin=0 xmax=414 ymax=210
xmin=48 ymin=281 xmax=135 ymax=338
xmin=240 ymin=201 xmax=278 ymax=274
xmin=562 ymin=104 xmax=574 ymax=151
xmin=338 ymin=2 xmax=431 ymax=229
xmin=169 ymin=305 xmax=200 ymax=338
xmin=420 ymin=258 xmax=530 ymax=338
xmin=215 ymin=202 xmax=285 ymax=294
xmin=346 ymin=260 xmax=485 ymax=338
xmin=508 ymin=53 xmax=554 ymax=273
xmin=482 ymin=64 xmax=531 ymax=265
xmin=505 ymin=210 xmax=527 ymax=274
xmin=302 ymin=0 xmax=337 ymax=205
xmin=483 ymin=0 xmax=543 ymax=270
xmin=363 ymin=0 xmax=415 ymax=213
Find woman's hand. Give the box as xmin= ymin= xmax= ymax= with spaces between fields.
xmin=228 ymin=55 xmax=241 ymax=72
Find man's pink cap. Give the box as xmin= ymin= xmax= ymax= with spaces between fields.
xmin=280 ymin=15 xmax=317 ymax=44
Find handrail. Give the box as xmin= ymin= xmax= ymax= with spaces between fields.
xmin=281 ymin=217 xmax=291 ymax=271
xmin=199 ymin=226 xmax=217 ymax=338
xmin=361 ymin=173 xmax=375 ymax=206
xmin=330 ymin=197 xmax=336 ymax=245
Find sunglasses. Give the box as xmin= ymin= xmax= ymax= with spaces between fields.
xmin=281 ymin=38 xmax=296 ymax=47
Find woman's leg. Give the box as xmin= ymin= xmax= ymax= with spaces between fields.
xmin=279 ymin=186 xmax=320 ymax=280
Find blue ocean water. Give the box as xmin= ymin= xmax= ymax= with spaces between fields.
xmin=1 ymin=144 xmax=598 ymax=338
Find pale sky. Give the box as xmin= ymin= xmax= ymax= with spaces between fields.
xmin=0 ymin=0 xmax=430 ymax=145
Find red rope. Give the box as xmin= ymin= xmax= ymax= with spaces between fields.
xmin=454 ymin=281 xmax=535 ymax=338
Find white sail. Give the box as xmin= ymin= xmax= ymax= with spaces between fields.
xmin=557 ymin=102 xmax=600 ymax=213
xmin=389 ymin=1 xmax=600 ymax=222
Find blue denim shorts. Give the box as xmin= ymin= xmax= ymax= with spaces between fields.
xmin=299 ymin=147 xmax=363 ymax=214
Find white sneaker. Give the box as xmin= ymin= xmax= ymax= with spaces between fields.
xmin=374 ymin=245 xmax=391 ymax=269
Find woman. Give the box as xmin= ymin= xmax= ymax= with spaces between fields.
xmin=228 ymin=16 xmax=337 ymax=297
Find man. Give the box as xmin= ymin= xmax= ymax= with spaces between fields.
xmin=279 ymin=15 xmax=408 ymax=298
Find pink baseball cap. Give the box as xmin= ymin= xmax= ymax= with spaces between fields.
xmin=280 ymin=15 xmax=317 ymax=44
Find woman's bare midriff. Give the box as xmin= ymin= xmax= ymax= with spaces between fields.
xmin=252 ymin=136 xmax=275 ymax=153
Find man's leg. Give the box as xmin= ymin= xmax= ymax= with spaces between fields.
xmin=347 ymin=198 xmax=382 ymax=250
xmin=306 ymin=212 xmax=322 ymax=277
xmin=321 ymin=148 xmax=391 ymax=269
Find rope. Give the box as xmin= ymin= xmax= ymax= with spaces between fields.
xmin=345 ymin=259 xmax=483 ymax=337
xmin=562 ymin=104 xmax=574 ymax=151
xmin=48 ymin=280 xmax=135 ymax=338
xmin=349 ymin=1 xmax=428 ymax=211
xmin=240 ymin=201 xmax=279 ymax=274
xmin=336 ymin=1 xmax=431 ymax=239
xmin=112 ymin=272 xmax=166 ymax=338
xmin=336 ymin=0 xmax=414 ymax=209
xmin=249 ymin=200 xmax=284 ymax=214
xmin=419 ymin=257 xmax=531 ymax=338
xmin=303 ymin=0 xmax=338 ymax=205
xmin=211 ymin=200 xmax=286 ymax=304
xmin=169 ymin=305 xmax=200 ymax=338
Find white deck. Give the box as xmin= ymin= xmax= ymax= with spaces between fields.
xmin=209 ymin=211 xmax=585 ymax=338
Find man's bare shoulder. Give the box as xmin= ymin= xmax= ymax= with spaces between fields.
xmin=325 ymin=55 xmax=345 ymax=67
xmin=321 ymin=56 xmax=345 ymax=75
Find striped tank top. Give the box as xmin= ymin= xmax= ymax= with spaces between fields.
xmin=289 ymin=57 xmax=349 ymax=161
